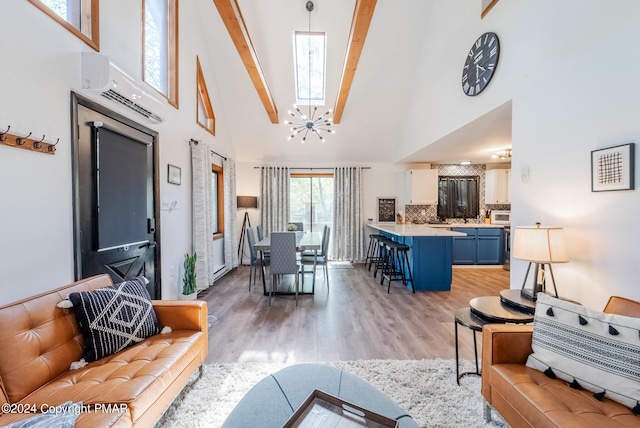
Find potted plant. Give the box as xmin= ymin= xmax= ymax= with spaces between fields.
xmin=286 ymin=223 xmax=298 ymax=231
xmin=182 ymin=252 xmax=197 ymax=300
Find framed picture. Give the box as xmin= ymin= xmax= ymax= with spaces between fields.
xmin=591 ymin=143 xmax=635 ymax=192
xmin=168 ymin=164 xmax=181 ymax=185
xmin=377 ymin=197 xmax=397 ymax=223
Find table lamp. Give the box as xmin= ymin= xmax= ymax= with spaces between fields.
xmin=237 ymin=196 xmax=258 ymax=264
xmin=512 ymin=222 xmax=569 ymax=301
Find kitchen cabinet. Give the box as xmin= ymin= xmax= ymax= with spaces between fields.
xmin=405 ymin=169 xmax=438 ymax=205
xmin=476 ymin=229 xmax=503 ymax=264
xmin=452 ymin=227 xmax=503 ymax=265
xmin=485 ymin=169 xmax=511 ymax=204
xmin=452 ymin=228 xmax=476 ymax=264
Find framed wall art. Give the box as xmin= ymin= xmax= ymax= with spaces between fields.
xmin=377 ymin=197 xmax=397 ymax=223
xmin=168 ymin=164 xmax=181 ymax=185
xmin=591 ymin=143 xmax=635 ymax=192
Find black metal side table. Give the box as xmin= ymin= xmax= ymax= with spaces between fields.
xmin=455 ymin=296 xmax=535 ymax=386
xmin=469 ymin=296 xmax=534 ymax=324
xmin=454 ymin=308 xmax=489 ymax=385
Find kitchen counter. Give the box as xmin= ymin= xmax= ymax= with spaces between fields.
xmin=424 ymin=223 xmax=506 ymax=229
xmin=367 ymin=224 xmax=460 ymax=291
xmin=367 ymin=223 xmax=467 ymax=236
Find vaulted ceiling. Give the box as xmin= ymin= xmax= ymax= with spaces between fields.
xmin=197 ymin=0 xmax=511 ymax=164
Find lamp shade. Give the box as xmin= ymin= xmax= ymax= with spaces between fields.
xmin=512 ymin=224 xmax=569 ymax=263
xmin=237 ymin=196 xmax=258 ymax=209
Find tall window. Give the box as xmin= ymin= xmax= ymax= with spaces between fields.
xmin=196 ymin=57 xmax=215 ymax=135
xmin=289 ymin=174 xmax=333 ymax=233
xmin=29 ymin=0 xmax=99 ymax=50
xmin=143 ymin=0 xmax=179 ymax=107
xmin=211 ymin=164 xmax=223 ymax=238
xmin=293 ymin=31 xmax=326 ymax=105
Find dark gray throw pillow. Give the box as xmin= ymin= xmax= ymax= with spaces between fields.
xmin=68 ymin=276 xmax=161 ymax=362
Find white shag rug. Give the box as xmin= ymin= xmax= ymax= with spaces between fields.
xmin=155 ymin=359 xmax=508 ymax=428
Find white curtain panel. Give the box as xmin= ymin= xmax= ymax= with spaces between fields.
xmin=260 ymin=166 xmax=290 ymax=236
xmin=223 ymin=158 xmax=239 ymax=271
xmin=332 ymin=166 xmax=365 ymax=262
xmin=191 ymin=143 xmax=215 ymax=290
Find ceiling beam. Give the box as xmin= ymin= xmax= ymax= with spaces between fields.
xmin=213 ymin=0 xmax=279 ymax=124
xmin=333 ymin=0 xmax=377 ymax=124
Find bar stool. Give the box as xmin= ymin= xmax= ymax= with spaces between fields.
xmin=373 ymin=237 xmax=393 ymax=279
xmin=365 ymin=234 xmax=385 ymax=271
xmin=394 ymin=243 xmax=415 ymax=293
xmin=381 ymin=242 xmax=415 ymax=293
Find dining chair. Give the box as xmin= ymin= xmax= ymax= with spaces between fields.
xmin=268 ymin=232 xmax=301 ymax=306
xmin=256 ymin=224 xmax=270 ymax=260
xmin=300 ymin=226 xmax=330 ymax=288
xmin=301 ymin=225 xmax=327 ymax=258
xmin=290 ymin=222 xmax=304 ymax=232
xmin=247 ymin=227 xmax=268 ymax=291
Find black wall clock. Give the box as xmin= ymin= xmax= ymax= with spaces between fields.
xmin=461 ymin=32 xmax=500 ymax=96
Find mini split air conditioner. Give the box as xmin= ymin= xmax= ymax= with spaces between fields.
xmin=82 ymin=52 xmax=165 ymax=124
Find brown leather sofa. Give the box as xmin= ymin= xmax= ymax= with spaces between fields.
xmin=0 ymin=274 xmax=208 ymax=427
xmin=481 ymin=296 xmax=640 ymax=428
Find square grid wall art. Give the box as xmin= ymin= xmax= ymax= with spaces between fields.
xmin=591 ymin=143 xmax=635 ymax=192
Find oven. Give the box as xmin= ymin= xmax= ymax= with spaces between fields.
xmin=503 ymin=225 xmax=511 ymax=271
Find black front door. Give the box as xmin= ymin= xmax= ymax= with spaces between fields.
xmin=71 ymin=94 xmax=160 ymax=298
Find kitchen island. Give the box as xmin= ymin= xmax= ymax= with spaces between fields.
xmin=367 ymin=224 xmax=466 ymax=291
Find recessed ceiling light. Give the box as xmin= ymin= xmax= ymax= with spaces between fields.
xmin=460 ymin=161 xmax=471 ymax=165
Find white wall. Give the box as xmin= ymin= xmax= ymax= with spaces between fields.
xmin=509 ymin=1 xmax=640 ymax=308
xmin=0 ymin=0 xmax=235 ymax=304
xmin=401 ymin=0 xmax=640 ymax=309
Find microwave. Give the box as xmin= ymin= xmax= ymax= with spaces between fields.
xmin=491 ymin=210 xmax=511 ymax=224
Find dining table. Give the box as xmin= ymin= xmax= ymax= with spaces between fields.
xmin=253 ymin=231 xmax=323 ymax=296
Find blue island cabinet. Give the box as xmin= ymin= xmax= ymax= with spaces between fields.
xmin=384 ymin=235 xmax=454 ymax=291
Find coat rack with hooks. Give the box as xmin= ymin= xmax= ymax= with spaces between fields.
xmin=0 ymin=125 xmax=59 ymax=155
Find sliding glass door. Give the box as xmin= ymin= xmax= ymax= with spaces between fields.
xmin=289 ymin=174 xmax=333 ymax=233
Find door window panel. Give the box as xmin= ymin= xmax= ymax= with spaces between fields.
xmin=289 ymin=175 xmax=333 ymax=233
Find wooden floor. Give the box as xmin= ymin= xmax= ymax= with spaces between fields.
xmin=200 ymin=263 xmax=509 ymax=364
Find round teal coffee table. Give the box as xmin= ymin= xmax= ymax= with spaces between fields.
xmin=222 ymin=363 xmax=418 ymax=428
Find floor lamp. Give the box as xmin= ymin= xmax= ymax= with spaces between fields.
xmin=237 ymin=196 xmax=258 ymax=265
xmin=513 ymin=222 xmax=569 ymax=301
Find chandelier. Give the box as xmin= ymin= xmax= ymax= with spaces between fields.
xmin=284 ymin=1 xmax=335 ymax=143
xmin=491 ymin=148 xmax=512 ymax=159
xmin=285 ymin=104 xmax=335 ymax=143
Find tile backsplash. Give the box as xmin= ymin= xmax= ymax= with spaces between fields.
xmin=403 ymin=164 xmax=510 ymax=224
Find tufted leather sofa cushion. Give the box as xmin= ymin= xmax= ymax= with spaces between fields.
xmin=22 ymin=330 xmax=203 ymax=421
xmin=490 ymin=364 xmax=640 ymax=428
